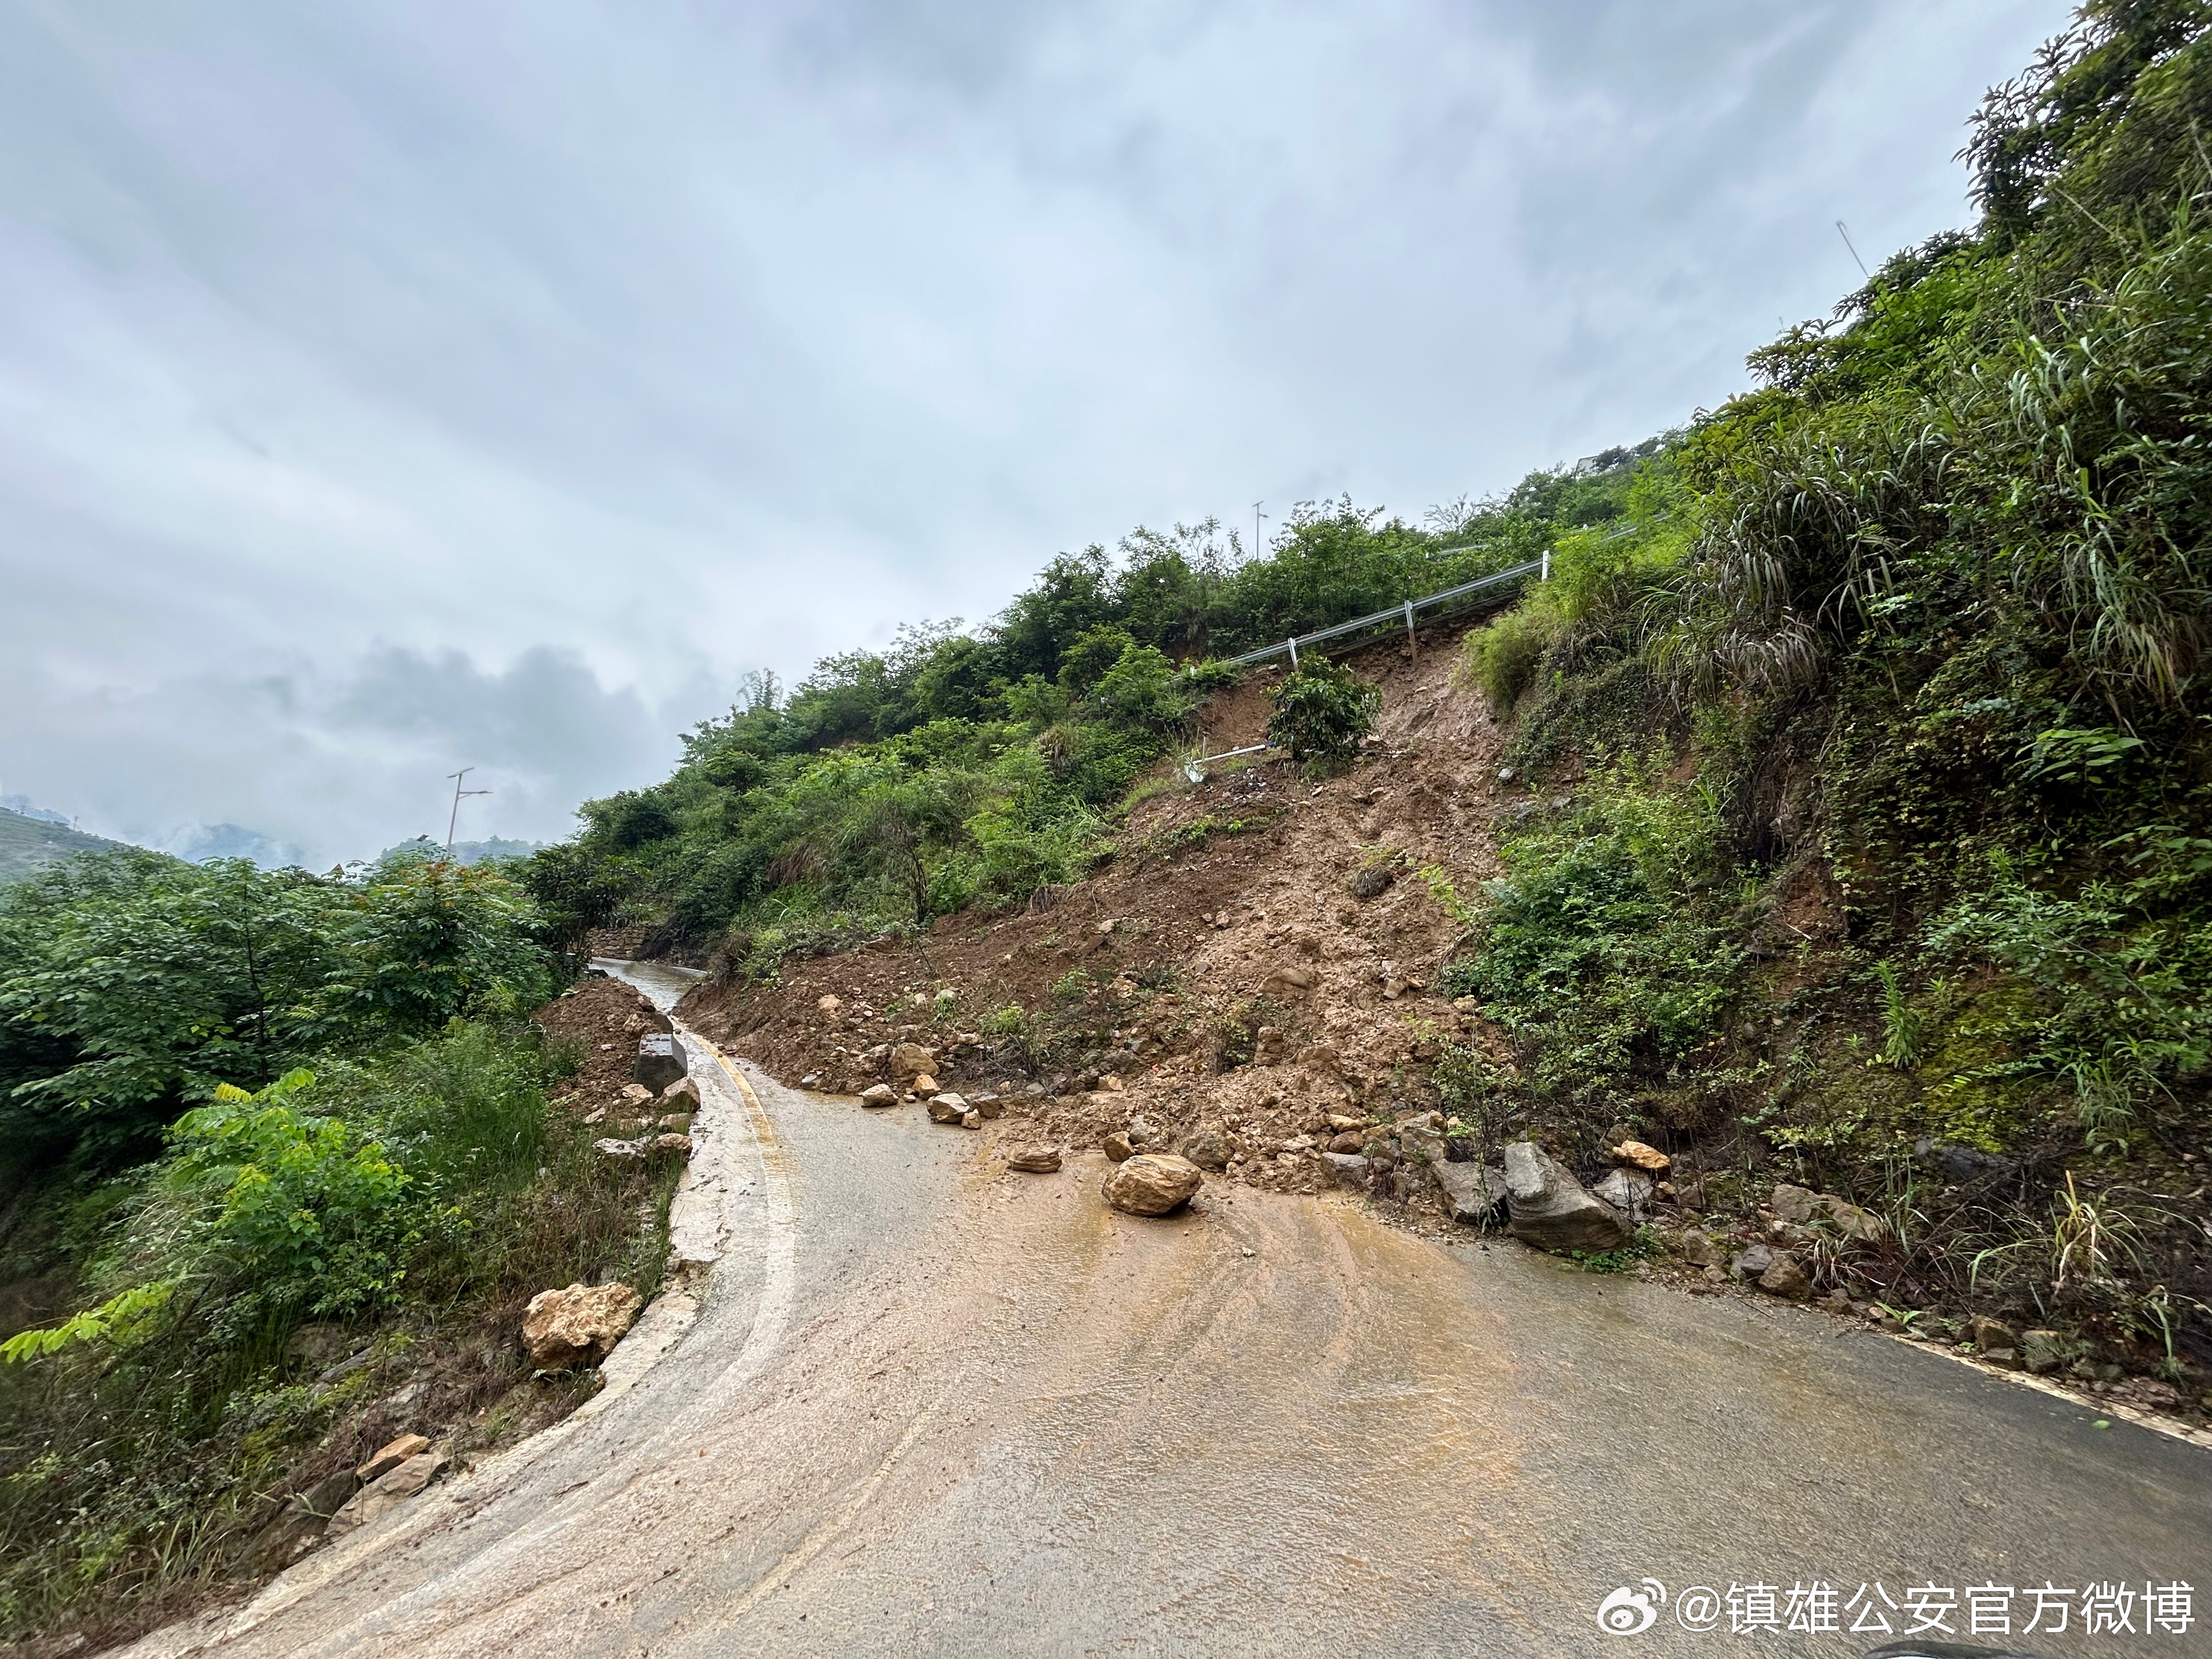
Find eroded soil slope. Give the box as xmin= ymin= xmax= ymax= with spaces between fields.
xmin=685 ymin=623 xmax=1531 ymax=1214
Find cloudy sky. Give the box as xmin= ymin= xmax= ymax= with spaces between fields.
xmin=0 ymin=0 xmax=2070 ymax=866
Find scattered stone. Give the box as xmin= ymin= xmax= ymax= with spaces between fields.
xmin=859 ymin=1082 xmax=899 ymax=1107
xmin=1296 ymin=1043 xmax=1342 ymax=1073
xmin=356 ymin=1433 xmax=431 ymax=1483
xmin=1758 ymin=1253 xmax=1812 ymax=1299
xmin=2020 ymin=1329 xmax=2068 ymax=1375
xmin=1006 ymin=1146 xmax=1063 ymax=1173
xmin=1398 ymin=1121 xmax=1448 ymax=1170
xmin=798 ymin=1074 xmax=820 ymax=1089
xmin=1328 ymin=1130 xmax=1365 ymax=1153
xmin=1099 ymin=1074 xmax=1126 ymax=1092
xmin=619 ymin=1083 xmax=654 ymax=1107
xmin=1592 ymin=1167 xmax=1655 ymax=1220
xmin=1611 ymin=1139 xmax=1671 ymax=1172
xmin=1501 ymin=1143 xmax=1633 ymax=1253
xmin=1913 ymin=1138 xmax=2016 ymax=1182
xmin=1102 ymin=1130 xmax=1134 ymax=1161
xmin=1103 ymin=1154 xmax=1205 ymax=1216
xmin=1815 ymin=1193 xmax=1885 ymax=1241
xmin=1730 ymin=1244 xmax=1776 ymax=1281
xmin=1770 ymin=1183 xmax=1818 ymax=1226
xmin=633 ymin=1032 xmax=686 ymax=1094
xmin=652 ymin=1133 xmax=692 ymax=1155
xmin=1260 ymin=964 xmax=1316 ymax=996
xmin=1326 ymin=1113 xmax=1364 ymax=1132
xmin=659 ymin=1076 xmax=700 ymax=1111
xmin=657 ymin=1113 xmax=694 ymax=1133
xmin=926 ymin=1097 xmax=966 ymax=1124
xmin=522 ymin=1282 xmax=642 ymax=1369
xmin=593 ymin=1136 xmax=647 ymax=1159
xmin=1321 ymin=1152 xmax=1370 ymax=1188
xmin=889 ymin=1042 xmax=938 ymax=1082
xmin=1348 ymin=864 xmax=1397 ymax=900
xmin=329 ymin=1451 xmax=448 ymax=1536
xmin=1432 ymin=1161 xmax=1508 ymax=1224
xmin=817 ymin=994 xmax=842 ymax=1012
xmin=1967 ymin=1314 xmax=2019 ymax=1354
xmin=912 ymin=1073 xmax=941 ymax=1098
xmin=973 ymin=1096 xmax=1006 ymax=1120
xmin=1679 ymin=1231 xmax=1719 ymax=1268
xmin=1982 ymin=1347 xmax=2024 ymax=1371
xmin=1181 ymin=1129 xmax=1232 ymax=1171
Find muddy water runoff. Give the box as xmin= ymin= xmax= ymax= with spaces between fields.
xmin=119 ymin=961 xmax=2211 ymax=1658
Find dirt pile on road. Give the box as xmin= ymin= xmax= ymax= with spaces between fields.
xmin=682 ymin=622 xmax=1539 ymax=1215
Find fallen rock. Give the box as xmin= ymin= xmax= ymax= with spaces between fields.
xmin=817 ymin=994 xmax=841 ymax=1012
xmin=593 ymin=1136 xmax=648 ymax=1159
xmin=912 ymin=1073 xmax=941 ymax=1098
xmin=1397 ymin=1121 xmax=1448 ymax=1171
xmin=1103 ymin=1154 xmax=1205 ymax=1216
xmin=329 ymin=1452 xmax=448 ymax=1536
xmin=657 ymin=1112 xmax=694 ymax=1133
xmin=1967 ymin=1314 xmax=2020 ymax=1354
xmin=633 ymin=1033 xmax=686 ymax=1094
xmin=522 ymin=1282 xmax=642 ymax=1369
xmin=1103 ymin=1131 xmax=1134 ymax=1162
xmin=1730 ymin=1244 xmax=1776 ymax=1281
xmin=1982 ymin=1347 xmax=2023 ymax=1371
xmin=1679 ymin=1231 xmax=1719 ymax=1268
xmin=356 ymin=1433 xmax=430 ymax=1483
xmin=1327 ymin=1130 xmax=1365 ymax=1153
xmin=1348 ymin=864 xmax=1396 ymax=900
xmin=652 ymin=1133 xmax=693 ymax=1155
xmin=1320 ymin=1151 xmax=1369 ymax=1188
xmin=926 ymin=1097 xmax=966 ymax=1124
xmin=889 ymin=1042 xmax=938 ymax=1082
xmin=619 ymin=1082 xmax=654 ymax=1107
xmin=1814 ymin=1193 xmax=1884 ymax=1242
xmin=1432 ymin=1161 xmax=1507 ymax=1224
xmin=1181 ymin=1129 xmax=1232 ymax=1171
xmin=1611 ymin=1139 xmax=1671 ymax=1172
xmin=1770 ymin=1183 xmax=1818 ymax=1226
xmin=1501 ymin=1142 xmax=1633 ymax=1253
xmin=859 ymin=1082 xmax=899 ymax=1107
xmin=961 ymin=1108 xmax=984 ymax=1130
xmin=1757 ymin=1253 xmax=1812 ymax=1300
xmin=1592 ymin=1167 xmax=1655 ymax=1220
xmin=973 ymin=1095 xmax=1006 ymax=1120
xmin=659 ymin=1076 xmax=700 ymax=1111
xmin=1260 ymin=964 xmax=1316 ymax=996
xmin=1006 ymin=1145 xmax=1063 ymax=1172
xmin=2020 ymin=1329 xmax=2068 ymax=1375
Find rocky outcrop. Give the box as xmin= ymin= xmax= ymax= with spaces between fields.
xmin=522 ymin=1282 xmax=642 ymax=1369
xmin=1103 ymin=1153 xmax=1205 ymax=1216
xmin=1502 ymin=1142 xmax=1633 ymax=1253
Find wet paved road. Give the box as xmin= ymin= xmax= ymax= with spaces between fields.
xmin=120 ymin=966 xmax=2212 ymax=1658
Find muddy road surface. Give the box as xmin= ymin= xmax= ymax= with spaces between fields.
xmin=120 ymin=964 xmax=2211 ymax=1658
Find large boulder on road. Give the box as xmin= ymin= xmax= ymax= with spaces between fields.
xmin=859 ymin=1082 xmax=899 ymax=1107
xmin=1103 ymin=1154 xmax=1205 ymax=1216
xmin=522 ymin=1282 xmax=642 ymax=1369
xmin=1433 ymin=1161 xmax=1508 ymax=1224
xmin=1502 ymin=1142 xmax=1633 ymax=1253
xmin=633 ymin=1033 xmax=686 ymax=1094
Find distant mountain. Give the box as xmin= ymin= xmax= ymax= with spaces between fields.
xmin=160 ymin=823 xmax=308 ymax=869
xmin=0 ymin=807 xmax=136 ymax=885
xmin=377 ymin=836 xmax=542 ymax=868
xmin=0 ymin=794 xmax=70 ymax=826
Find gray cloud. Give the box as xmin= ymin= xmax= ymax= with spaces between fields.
xmin=0 ymin=0 xmax=2073 ymax=857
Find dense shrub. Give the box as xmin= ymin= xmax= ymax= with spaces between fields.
xmin=1263 ymin=660 xmax=1383 ymax=773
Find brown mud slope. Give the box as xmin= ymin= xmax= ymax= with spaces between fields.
xmin=685 ymin=622 xmax=1541 ymax=1217
xmin=533 ymin=972 xmax=672 ymax=1114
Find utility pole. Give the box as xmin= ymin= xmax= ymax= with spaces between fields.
xmin=1252 ymin=501 xmax=1266 ymax=557
xmin=445 ymin=768 xmax=492 ymax=853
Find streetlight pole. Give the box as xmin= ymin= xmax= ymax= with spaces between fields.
xmin=445 ymin=769 xmax=493 ymax=854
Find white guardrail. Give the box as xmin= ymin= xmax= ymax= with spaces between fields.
xmin=1218 ymin=550 xmax=1549 ymax=670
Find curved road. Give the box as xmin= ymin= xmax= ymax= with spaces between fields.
xmin=122 ymin=964 xmax=2211 ymax=1658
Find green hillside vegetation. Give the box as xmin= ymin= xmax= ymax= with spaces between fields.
xmin=1438 ymin=0 xmax=2212 ymax=1363
xmin=0 ymin=848 xmax=666 ymax=1637
xmin=0 ymin=806 xmax=131 ymax=886
xmin=522 ymin=466 xmax=1656 ymax=970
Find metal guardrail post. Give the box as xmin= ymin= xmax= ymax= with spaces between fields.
xmin=1403 ymin=599 xmax=1416 ymax=662
xmin=1288 ymin=636 xmax=1299 ymax=668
